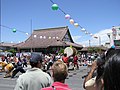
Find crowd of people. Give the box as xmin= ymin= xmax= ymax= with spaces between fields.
xmin=0 ymin=54 xmax=27 ymax=78
xmin=83 ymin=48 xmax=120 ymax=90
xmin=0 ymin=47 xmax=120 ymax=90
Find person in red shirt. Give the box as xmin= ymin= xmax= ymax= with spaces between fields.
xmin=73 ymin=54 xmax=79 ymax=69
xmin=41 ymin=61 xmax=72 ymax=90
xmin=62 ymin=53 xmax=69 ymax=67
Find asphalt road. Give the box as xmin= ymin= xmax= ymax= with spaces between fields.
xmin=0 ymin=65 xmax=88 ymax=90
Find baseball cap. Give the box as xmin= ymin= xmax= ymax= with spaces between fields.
xmin=30 ymin=53 xmax=42 ymax=63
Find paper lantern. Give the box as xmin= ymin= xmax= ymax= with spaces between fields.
xmin=69 ymin=19 xmax=74 ymax=24
xmin=85 ymin=31 xmax=88 ymax=34
xmin=74 ymin=23 xmax=79 ymax=27
xmin=26 ymin=33 xmax=29 ymax=35
xmin=52 ymin=4 xmax=59 ymax=10
xmin=81 ymin=28 xmax=85 ymax=31
xmin=34 ymin=35 xmax=37 ymax=38
xmin=40 ymin=36 xmax=42 ymax=39
xmin=56 ymin=37 xmax=59 ymax=39
xmin=90 ymin=33 xmax=93 ymax=36
xmin=49 ymin=37 xmax=51 ymax=39
xmin=65 ymin=14 xmax=70 ymax=19
xmin=12 ymin=29 xmax=16 ymax=33
xmin=43 ymin=36 xmax=46 ymax=39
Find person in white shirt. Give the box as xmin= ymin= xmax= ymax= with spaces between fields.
xmin=14 ymin=53 xmax=52 ymax=90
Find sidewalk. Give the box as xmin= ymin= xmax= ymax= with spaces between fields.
xmin=0 ymin=65 xmax=88 ymax=90
xmin=66 ymin=66 xmax=87 ymax=90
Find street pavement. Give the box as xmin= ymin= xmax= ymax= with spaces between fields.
xmin=0 ymin=65 xmax=88 ymax=90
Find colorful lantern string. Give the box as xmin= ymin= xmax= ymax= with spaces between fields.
xmin=25 ymin=33 xmax=29 ymax=35
xmin=74 ymin=23 xmax=79 ymax=27
xmin=33 ymin=35 xmax=37 ymax=38
xmin=0 ymin=24 xmax=29 ymax=35
xmin=52 ymin=4 xmax=59 ymax=10
xmin=69 ymin=19 xmax=74 ymax=24
xmin=49 ymin=0 xmax=94 ymax=37
xmin=90 ymin=33 xmax=93 ymax=36
xmin=65 ymin=14 xmax=70 ymax=19
xmin=81 ymin=28 xmax=86 ymax=31
xmin=12 ymin=29 xmax=16 ymax=33
xmin=85 ymin=31 xmax=88 ymax=34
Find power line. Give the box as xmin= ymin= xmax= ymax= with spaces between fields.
xmin=0 ymin=0 xmax=2 ymax=45
xmin=0 ymin=24 xmax=29 ymax=35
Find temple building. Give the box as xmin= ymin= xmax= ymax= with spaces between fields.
xmin=13 ymin=26 xmax=83 ymax=54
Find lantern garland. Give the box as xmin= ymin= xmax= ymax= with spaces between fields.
xmin=65 ymin=14 xmax=70 ymax=19
xmin=69 ymin=19 xmax=74 ymax=25
xmin=52 ymin=4 xmax=59 ymax=10
xmin=0 ymin=24 xmax=30 ymax=35
xmin=50 ymin=0 xmax=97 ymax=38
xmin=12 ymin=28 xmax=16 ymax=33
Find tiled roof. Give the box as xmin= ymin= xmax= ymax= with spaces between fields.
xmin=0 ymin=43 xmax=16 ymax=47
xmin=14 ymin=26 xmax=83 ymax=49
xmin=80 ymin=46 xmax=108 ymax=51
xmin=80 ymin=47 xmax=88 ymax=51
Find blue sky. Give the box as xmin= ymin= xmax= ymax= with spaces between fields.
xmin=1 ymin=0 xmax=120 ymax=46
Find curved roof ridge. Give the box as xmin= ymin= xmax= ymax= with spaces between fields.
xmin=34 ymin=26 xmax=68 ymax=31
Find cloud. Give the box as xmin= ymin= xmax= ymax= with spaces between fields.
xmin=72 ymin=36 xmax=82 ymax=42
xmin=72 ymin=28 xmax=112 ymax=47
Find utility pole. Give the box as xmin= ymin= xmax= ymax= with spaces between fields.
xmin=0 ymin=0 xmax=1 ymax=50
xmin=30 ymin=19 xmax=33 ymax=52
xmin=89 ymin=40 xmax=91 ymax=47
xmin=99 ymin=36 xmax=101 ymax=46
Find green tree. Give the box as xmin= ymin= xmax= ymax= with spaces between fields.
xmin=7 ymin=49 xmax=16 ymax=55
xmin=88 ymin=47 xmax=101 ymax=53
xmin=58 ymin=48 xmax=64 ymax=54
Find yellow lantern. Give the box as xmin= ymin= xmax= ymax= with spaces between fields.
xmin=74 ymin=23 xmax=79 ymax=27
